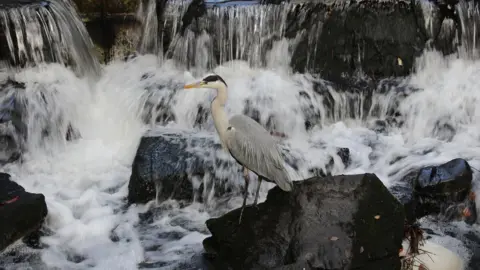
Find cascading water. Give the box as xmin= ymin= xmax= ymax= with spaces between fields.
xmin=137 ymin=0 xmax=326 ymax=73
xmin=0 ymin=0 xmax=100 ymax=77
xmin=0 ymin=0 xmax=480 ymax=269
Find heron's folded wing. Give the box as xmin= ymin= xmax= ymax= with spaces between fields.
xmin=226 ymin=115 xmax=289 ymax=185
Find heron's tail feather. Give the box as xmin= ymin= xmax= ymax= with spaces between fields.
xmin=275 ymin=167 xmax=293 ymax=192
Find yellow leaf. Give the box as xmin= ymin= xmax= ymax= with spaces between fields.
xmin=397 ymin=57 xmax=403 ymax=66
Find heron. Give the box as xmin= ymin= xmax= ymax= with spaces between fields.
xmin=184 ymin=74 xmax=293 ymax=223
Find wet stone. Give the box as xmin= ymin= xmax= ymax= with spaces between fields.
xmin=0 ymin=173 xmax=48 ymax=252
xmin=203 ymin=174 xmax=405 ymax=270
xmin=127 ymin=129 xmax=239 ymax=205
xmin=389 ymin=158 xmax=476 ymax=225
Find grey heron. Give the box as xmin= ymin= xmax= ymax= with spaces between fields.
xmin=184 ymin=74 xmax=293 ymax=223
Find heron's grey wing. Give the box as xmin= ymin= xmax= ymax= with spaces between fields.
xmin=225 ymin=115 xmax=292 ymax=191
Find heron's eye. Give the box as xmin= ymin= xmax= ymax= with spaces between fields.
xmin=227 ymin=126 xmax=233 ymax=131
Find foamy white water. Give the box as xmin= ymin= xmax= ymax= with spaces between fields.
xmin=0 ymin=49 xmax=479 ymax=269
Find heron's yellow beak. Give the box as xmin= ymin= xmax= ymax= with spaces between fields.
xmin=184 ymin=81 xmax=204 ymax=90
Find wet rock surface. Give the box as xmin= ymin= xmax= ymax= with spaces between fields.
xmin=0 ymin=173 xmax=48 ymax=252
xmin=127 ymin=130 xmax=234 ymax=205
xmin=203 ymin=173 xmax=405 ymax=270
xmin=389 ymin=158 xmax=476 ymax=225
xmin=289 ymin=1 xmax=424 ymax=81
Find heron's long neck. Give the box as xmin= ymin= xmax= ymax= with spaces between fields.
xmin=211 ymin=85 xmax=229 ymax=143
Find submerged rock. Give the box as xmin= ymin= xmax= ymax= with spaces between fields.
xmin=0 ymin=173 xmax=48 ymax=252
xmin=390 ymin=158 xmax=476 ymax=225
xmin=203 ymin=173 xmax=405 ymax=270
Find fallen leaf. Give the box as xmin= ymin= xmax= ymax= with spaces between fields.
xmin=397 ymin=57 xmax=403 ymax=66
xmin=330 ymin=236 xmax=338 ymax=241
xmin=374 ymin=215 xmax=380 ymax=220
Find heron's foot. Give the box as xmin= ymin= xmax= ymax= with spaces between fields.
xmin=252 ymin=199 xmax=260 ymax=210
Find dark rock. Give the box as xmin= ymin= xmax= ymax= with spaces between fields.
xmin=203 ymin=174 xmax=405 ymax=270
xmin=0 ymin=173 xmax=48 ymax=252
xmin=415 ymin=158 xmax=472 ymax=217
xmin=22 ymin=226 xmax=52 ymax=249
xmin=181 ymin=0 xmax=207 ymax=35
xmin=390 ymin=158 xmax=475 ymax=225
xmin=291 ymin=0 xmax=425 ymax=81
xmin=389 ymin=171 xmax=418 ymax=224
xmin=0 ymin=131 xmax=21 ymax=165
xmin=127 ymin=130 xmax=237 ymax=205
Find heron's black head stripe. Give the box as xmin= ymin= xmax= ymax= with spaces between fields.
xmin=203 ymin=74 xmax=228 ymax=87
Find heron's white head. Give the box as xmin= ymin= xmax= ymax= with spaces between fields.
xmin=183 ymin=74 xmax=228 ymax=90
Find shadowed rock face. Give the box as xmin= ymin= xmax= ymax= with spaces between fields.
xmin=390 ymin=158 xmax=477 ymax=225
xmin=290 ymin=1 xmax=426 ymax=81
xmin=127 ymin=130 xmax=231 ymax=205
xmin=203 ymin=174 xmax=405 ymax=270
xmin=0 ymin=173 xmax=48 ymax=252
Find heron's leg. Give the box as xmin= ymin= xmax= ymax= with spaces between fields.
xmin=253 ymin=176 xmax=263 ymax=207
xmin=238 ymin=166 xmax=250 ymax=224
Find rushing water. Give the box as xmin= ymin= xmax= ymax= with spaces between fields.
xmin=0 ymin=0 xmax=479 ymax=270
xmin=0 ymin=0 xmax=100 ymax=77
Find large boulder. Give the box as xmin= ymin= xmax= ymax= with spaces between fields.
xmin=0 ymin=173 xmax=48 ymax=252
xmin=289 ymin=0 xmax=425 ymax=81
xmin=389 ymin=158 xmax=476 ymax=225
xmin=203 ymin=173 xmax=405 ymax=270
xmin=127 ymin=130 xmax=232 ymax=205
